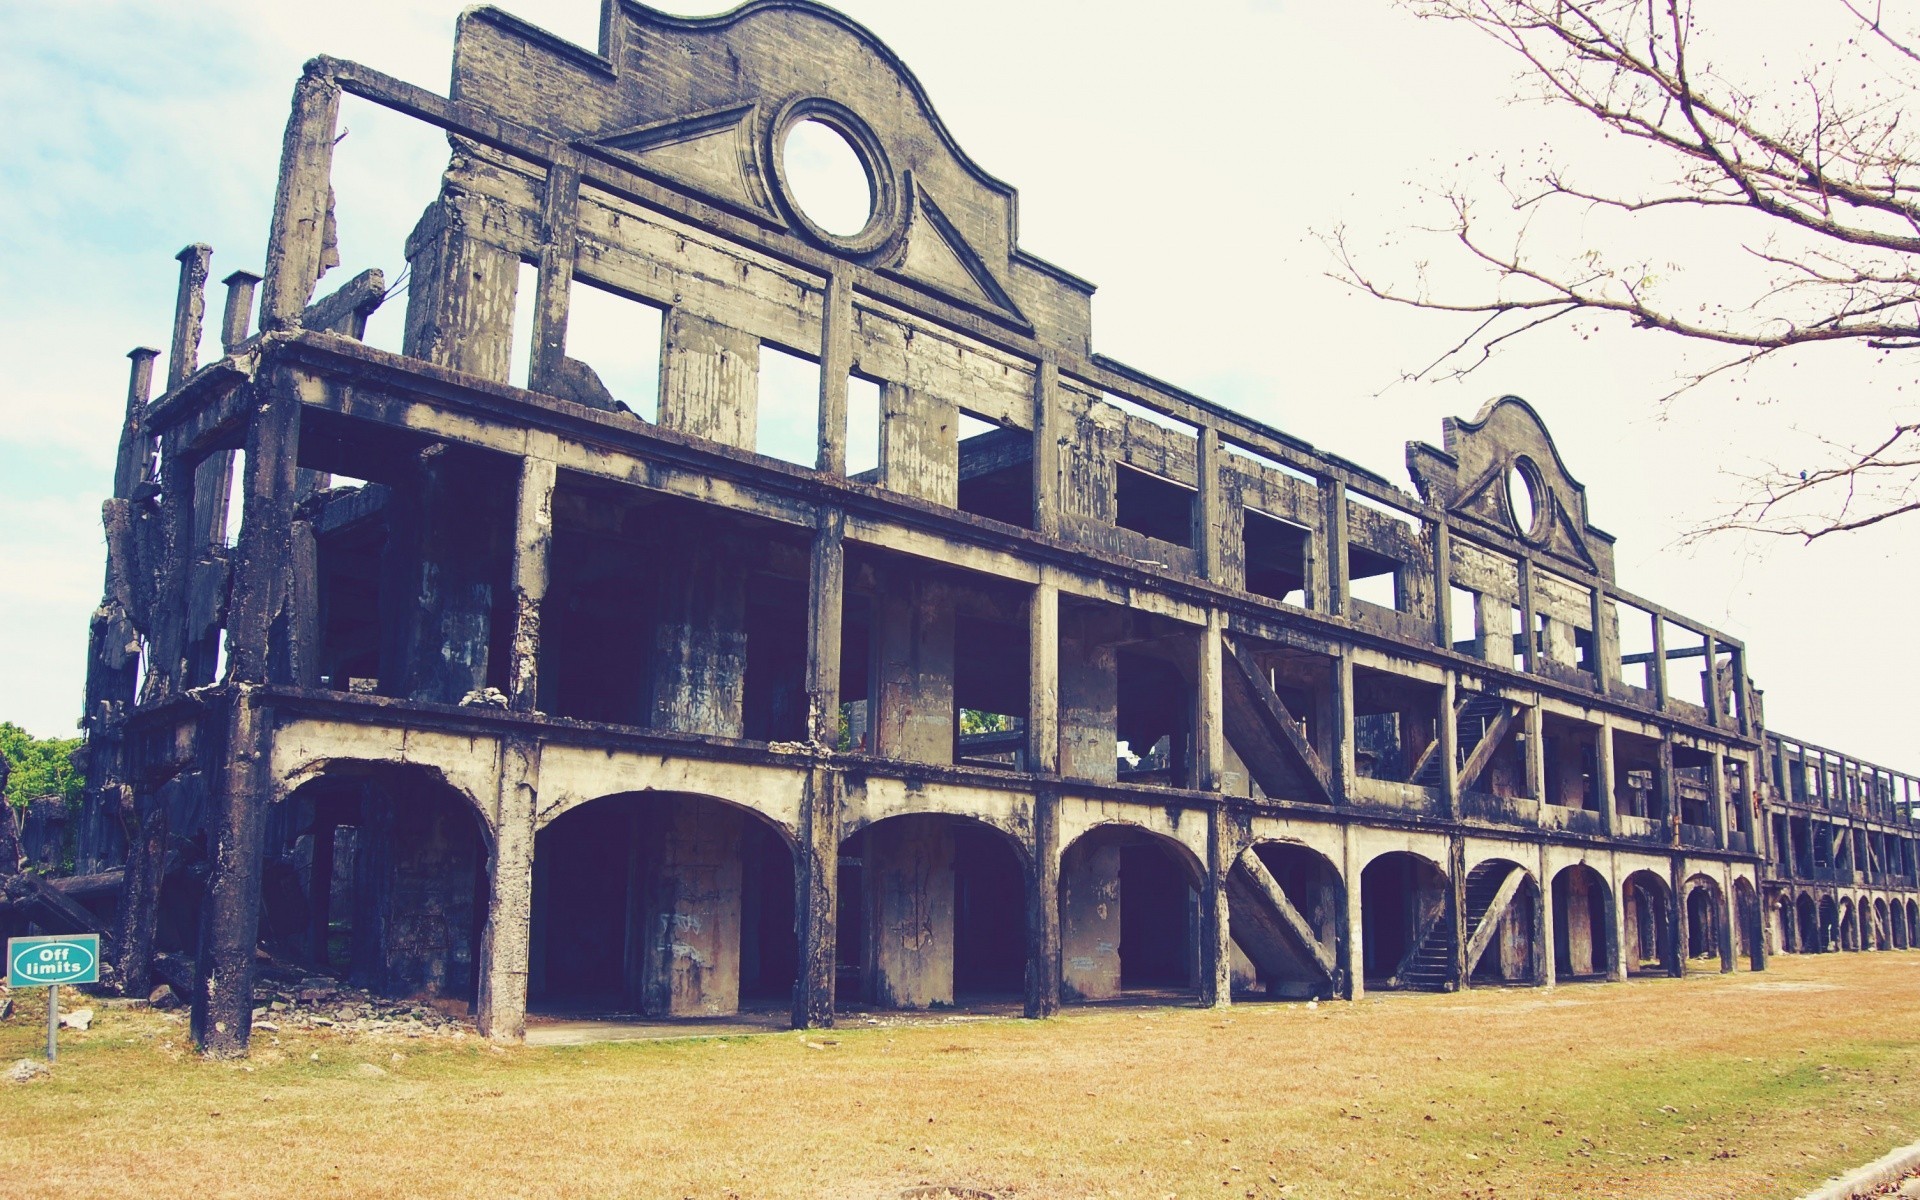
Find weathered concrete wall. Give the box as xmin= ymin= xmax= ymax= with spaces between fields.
xmin=1060 ymin=836 xmax=1121 ymax=1000
xmin=863 ymin=815 xmax=956 ymax=1008
xmin=641 ymin=798 xmax=745 ymax=1017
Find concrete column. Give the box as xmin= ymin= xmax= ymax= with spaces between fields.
xmin=1432 ymin=521 xmax=1452 ymax=649
xmin=1708 ymin=749 xmax=1729 ymax=851
xmin=192 ymin=689 xmax=273 ymax=1056
xmin=1439 ymin=672 xmax=1460 ymax=817
xmin=528 ymin=163 xmax=580 ymax=395
xmin=1449 ymin=836 xmax=1469 ymax=989
xmin=641 ymin=798 xmax=745 ymax=1017
xmin=793 ymin=766 xmax=839 ymax=1028
xmin=1590 ymin=587 xmax=1617 ymax=697
xmin=1609 ymin=855 xmax=1630 ymax=980
xmin=816 ymin=270 xmax=853 ymax=475
xmin=260 ymin=66 xmax=341 ymax=331
xmin=478 ymin=736 xmax=537 ymax=1041
xmin=1537 ymin=842 xmax=1555 ymax=988
xmin=1321 ymin=479 xmax=1348 ymax=617
xmin=1516 ymin=559 xmax=1537 ymax=674
xmin=1650 ymin=617 xmax=1670 ymax=710
xmin=1669 ymin=858 xmax=1689 ymax=977
xmin=1059 ymin=835 xmax=1121 ymax=1000
xmin=805 ymin=512 xmax=845 ymax=747
xmin=1031 ymin=357 xmax=1061 ymax=537
xmin=1026 ymin=787 xmax=1061 ymax=1017
xmin=1195 ymin=428 xmax=1224 ymax=581
xmin=1596 ymin=716 xmax=1618 ymax=836
xmin=1343 ymin=826 xmax=1366 ymax=999
xmin=1029 ymin=579 xmax=1060 ymax=775
xmin=1333 ymin=652 xmax=1355 ymax=804
xmin=864 ymin=816 xmax=956 ymax=1008
xmin=507 ymin=450 xmax=557 ymax=713
xmin=1197 ymin=613 xmax=1225 ymax=792
xmin=1525 ymin=703 xmax=1546 ymax=804
xmin=1201 ymin=804 xmax=1232 ymax=1008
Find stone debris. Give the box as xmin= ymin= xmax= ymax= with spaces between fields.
xmin=147 ymin=984 xmax=181 ymax=1009
xmin=5 ymin=1059 xmax=51 ymax=1084
xmin=58 ymin=1007 xmax=93 ymax=1031
xmin=245 ymin=971 xmax=475 ymax=1041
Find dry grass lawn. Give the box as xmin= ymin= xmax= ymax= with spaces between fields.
xmin=2 ymin=952 xmax=1918 ymax=1199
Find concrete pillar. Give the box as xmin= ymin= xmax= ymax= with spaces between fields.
xmin=641 ymin=798 xmax=745 ymax=1017
xmin=1524 ymin=703 xmax=1546 ymax=804
xmin=1439 ymin=673 xmax=1460 ymax=817
xmin=507 ymin=448 xmax=557 ymax=713
xmin=864 ymin=815 xmax=956 ymax=1008
xmin=1201 ymin=803 xmax=1232 ymax=1008
xmin=1031 ymin=357 xmax=1061 ymax=537
xmin=794 ymin=512 xmax=844 ymax=1029
xmin=1449 ymin=837 xmax=1470 ymax=989
xmin=260 ymin=66 xmax=340 ymax=331
xmin=1029 ymin=580 xmax=1060 ymax=775
xmin=1536 ymin=843 xmax=1555 ymax=987
xmin=1596 ymin=716 xmax=1618 ymax=836
xmin=1343 ymin=826 xmax=1366 ymax=999
xmin=192 ymin=690 xmax=274 ymax=1056
xmin=1320 ymin=479 xmax=1348 ymax=616
xmin=1516 ymin=559 xmax=1537 ymax=674
xmin=1669 ymin=858 xmax=1689 ymax=977
xmin=1708 ymin=749 xmax=1730 ymax=850
xmin=1333 ymin=652 xmax=1355 ymax=804
xmin=1026 ymin=788 xmax=1061 ymax=1017
xmin=527 ymin=163 xmax=580 ymax=397
xmin=478 ymin=736 xmax=537 ymax=1040
xmin=816 ymin=270 xmax=853 ymax=475
xmin=1060 ymin=835 xmax=1121 ymax=1000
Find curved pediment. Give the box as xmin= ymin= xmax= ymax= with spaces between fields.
xmin=1407 ymin=395 xmax=1616 ymax=580
xmin=450 ymin=2 xmax=1075 ymax=329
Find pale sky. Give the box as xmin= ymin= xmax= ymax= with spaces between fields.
xmin=1 ymin=1 xmax=1910 ymax=769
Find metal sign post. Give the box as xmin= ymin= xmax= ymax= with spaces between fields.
xmin=8 ymin=934 xmax=101 ymax=1062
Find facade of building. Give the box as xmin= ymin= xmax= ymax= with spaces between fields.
xmin=60 ymin=1 xmax=1914 ymax=1055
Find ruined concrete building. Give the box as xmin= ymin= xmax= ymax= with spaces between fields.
xmin=43 ymin=0 xmax=1919 ymax=1055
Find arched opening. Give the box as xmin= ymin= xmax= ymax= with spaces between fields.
xmin=1621 ymin=870 xmax=1675 ymax=976
xmin=1058 ymin=824 xmax=1203 ymax=1003
xmin=838 ymin=814 xmax=1028 ymax=1010
xmin=1733 ymin=878 xmax=1760 ymax=967
xmin=1464 ymin=859 xmax=1540 ymax=985
xmin=1552 ymin=863 xmax=1613 ymax=981
xmin=1683 ymin=875 xmax=1726 ymax=969
xmin=1360 ymin=851 xmax=1452 ymax=991
xmin=280 ymin=763 xmax=489 ymax=1010
xmin=1818 ymin=896 xmax=1839 ymax=952
xmin=1799 ymin=893 xmax=1823 ymax=952
xmin=1838 ymin=899 xmax=1858 ymax=952
xmin=1891 ymin=898 xmax=1908 ymax=950
xmin=1773 ymin=892 xmax=1796 ymax=954
xmin=1909 ymin=900 xmax=1919 ymax=949
xmin=1228 ymin=842 xmax=1345 ymax=1001
xmin=1874 ymin=898 xmax=1893 ymax=950
xmin=529 ymin=793 xmax=794 ymax=1020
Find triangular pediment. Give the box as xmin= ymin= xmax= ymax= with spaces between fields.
xmin=883 ymin=180 xmax=1026 ymax=323
xmin=588 ymin=103 xmax=777 ymax=219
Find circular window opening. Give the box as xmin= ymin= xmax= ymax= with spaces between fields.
xmin=1507 ymin=458 xmax=1544 ymax=540
xmin=781 ymin=119 xmax=874 ymax=239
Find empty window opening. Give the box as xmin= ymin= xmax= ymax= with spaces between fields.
xmin=220 ymin=450 xmax=248 ymax=548
xmin=1662 ymin=621 xmax=1710 ymax=710
xmin=1612 ymin=729 xmax=1663 ymax=821
xmin=1449 ymin=585 xmax=1480 ymax=655
xmin=1347 ymin=544 xmax=1399 ymax=610
xmin=1612 ymin=601 xmax=1657 ymax=691
xmin=1223 ymin=438 xmax=1319 ymax=487
xmin=314 ymin=498 xmax=389 ymax=694
xmin=953 ymin=613 xmax=1029 ymax=770
xmin=1552 ymin=864 xmax=1612 ymax=981
xmin=1455 ymin=690 xmax=1529 ymax=800
xmin=836 ymin=593 xmax=874 ymax=752
xmin=565 ymin=279 xmax=665 ymax=420
xmin=1352 ymin=666 xmax=1442 ymax=787
xmin=1117 ymin=648 xmax=1195 ymax=788
xmin=846 ymin=375 xmax=882 ymax=479
xmin=1115 ymin=463 xmax=1195 ymax=548
xmin=1542 ymin=715 xmax=1599 ymax=809
xmin=1242 ymin=508 xmax=1309 ymax=606
xmin=1673 ymin=746 xmax=1714 ymax=831
xmin=957 ymin=409 xmax=1034 ymax=528
xmin=1102 ymin=391 xmax=1197 ymax=438
xmin=331 ymin=94 xmax=458 ymax=355
xmin=508 ymin=260 xmax=539 ymax=389
xmin=757 ymin=343 xmax=821 ymax=467
xmin=782 ymin=119 xmax=874 ymax=237
xmin=743 ymin=574 xmax=808 ymax=743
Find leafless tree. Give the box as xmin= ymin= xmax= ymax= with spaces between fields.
xmin=1333 ymin=0 xmax=1920 ymax=539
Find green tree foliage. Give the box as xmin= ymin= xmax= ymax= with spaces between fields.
xmin=0 ymin=722 xmax=83 ymax=811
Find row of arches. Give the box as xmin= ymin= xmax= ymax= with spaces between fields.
xmin=1774 ymin=891 xmax=1919 ymax=954
xmin=271 ymin=762 xmax=1777 ymax=1027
